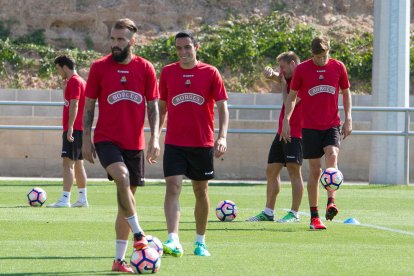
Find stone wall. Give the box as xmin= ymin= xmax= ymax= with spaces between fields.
xmin=1 ymin=89 xmax=413 ymax=182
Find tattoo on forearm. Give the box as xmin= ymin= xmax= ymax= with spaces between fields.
xmin=147 ymin=101 xmax=159 ymax=136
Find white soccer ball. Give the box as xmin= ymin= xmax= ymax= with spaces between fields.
xmin=319 ymin=168 xmax=344 ymax=191
xmin=27 ymin=187 xmax=47 ymax=207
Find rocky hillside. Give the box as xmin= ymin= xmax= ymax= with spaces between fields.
xmin=0 ymin=0 xmax=376 ymax=52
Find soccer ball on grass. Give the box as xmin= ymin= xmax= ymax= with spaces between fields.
xmin=27 ymin=187 xmax=47 ymax=207
xmin=130 ymin=247 xmax=161 ymax=274
xmin=319 ymin=168 xmax=343 ymax=191
xmin=215 ymin=200 xmax=238 ymax=221
xmin=146 ymin=235 xmax=163 ymax=256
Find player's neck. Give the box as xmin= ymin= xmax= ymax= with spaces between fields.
xmin=180 ymin=59 xmax=198 ymax=70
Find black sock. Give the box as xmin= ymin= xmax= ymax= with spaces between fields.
xmin=310 ymin=207 xmax=319 ymax=218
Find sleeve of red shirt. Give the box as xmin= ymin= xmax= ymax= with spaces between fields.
xmin=144 ymin=61 xmax=159 ymax=101
xmin=159 ymin=67 xmax=168 ymax=101
xmin=338 ymin=62 xmax=350 ymax=90
xmin=290 ymin=64 xmax=303 ymax=94
xmin=211 ymin=67 xmax=228 ymax=101
xmin=85 ymin=62 xmax=101 ymax=99
xmin=67 ymin=77 xmax=82 ymax=100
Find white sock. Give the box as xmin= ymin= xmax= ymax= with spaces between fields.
xmin=195 ymin=234 xmax=205 ymax=244
xmin=115 ymin=240 xmax=128 ymax=260
xmin=168 ymin=232 xmax=179 ymax=242
xmin=264 ymin=208 xmax=274 ymax=216
xmin=126 ymin=214 xmax=143 ymax=234
xmin=61 ymin=191 xmax=70 ymax=203
xmin=78 ymin=188 xmax=87 ymax=202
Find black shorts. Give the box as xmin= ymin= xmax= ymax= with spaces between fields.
xmin=302 ymin=126 xmax=341 ymax=159
xmin=61 ymin=130 xmax=83 ymax=160
xmin=95 ymin=141 xmax=145 ymax=186
xmin=163 ymin=144 xmax=214 ymax=181
xmin=267 ymin=133 xmax=303 ymax=165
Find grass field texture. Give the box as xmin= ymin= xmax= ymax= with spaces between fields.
xmin=0 ymin=180 xmax=413 ymax=275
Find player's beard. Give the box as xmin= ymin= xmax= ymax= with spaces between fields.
xmin=111 ymin=44 xmax=130 ymax=63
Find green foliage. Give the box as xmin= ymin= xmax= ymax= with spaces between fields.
xmin=14 ymin=29 xmax=46 ymax=45
xmin=1 ymin=12 xmax=413 ymax=93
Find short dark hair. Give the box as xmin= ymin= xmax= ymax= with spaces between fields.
xmin=54 ymin=55 xmax=75 ymax=70
xmin=311 ymin=35 xmax=330 ymax=55
xmin=276 ymin=51 xmax=300 ymax=65
xmin=113 ymin=18 xmax=138 ymax=35
xmin=175 ymin=31 xmax=198 ymax=45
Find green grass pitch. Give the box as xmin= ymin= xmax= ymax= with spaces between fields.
xmin=0 ymin=180 xmax=413 ymax=275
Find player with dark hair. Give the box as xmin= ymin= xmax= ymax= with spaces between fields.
xmin=82 ymin=18 xmax=160 ymax=272
xmin=246 ymin=51 xmax=304 ymax=223
xmin=159 ymin=30 xmax=229 ymax=257
xmin=47 ymin=55 xmax=88 ymax=208
xmin=281 ymin=35 xmax=352 ymax=230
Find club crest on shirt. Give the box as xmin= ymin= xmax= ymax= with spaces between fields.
xmin=308 ymin=85 xmax=336 ymax=96
xmin=64 ymin=99 xmax=69 ymax=107
xmin=319 ymin=74 xmax=324 ymax=81
xmin=172 ymin=93 xmax=204 ymax=106
xmin=107 ymin=90 xmax=143 ymax=105
xmin=185 ymin=79 xmax=191 ymax=87
xmin=120 ymin=76 xmax=127 ymax=84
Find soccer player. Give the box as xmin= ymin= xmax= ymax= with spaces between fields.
xmin=47 ymin=55 xmax=88 ymax=208
xmin=246 ymin=51 xmax=304 ymax=223
xmin=159 ymin=31 xmax=229 ymax=257
xmin=82 ymin=18 xmax=160 ymax=272
xmin=281 ymin=35 xmax=352 ymax=230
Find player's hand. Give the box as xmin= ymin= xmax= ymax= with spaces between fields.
xmin=214 ymin=137 xmax=227 ymax=158
xmin=82 ymin=138 xmax=96 ymax=164
xmin=341 ymin=118 xmax=352 ymax=140
xmin=263 ymin=66 xmax=275 ymax=79
xmin=280 ymin=119 xmax=291 ymax=143
xmin=66 ymin=127 xmax=74 ymax=142
xmin=146 ymin=136 xmax=160 ymax=164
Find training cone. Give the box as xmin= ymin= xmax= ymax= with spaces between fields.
xmin=343 ymin=218 xmax=360 ymax=225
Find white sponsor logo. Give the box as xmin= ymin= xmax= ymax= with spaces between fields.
xmin=286 ymin=155 xmax=295 ymax=159
xmin=117 ymin=70 xmax=129 ymax=74
xmin=183 ymin=74 xmax=194 ymax=78
xmin=308 ymin=85 xmax=336 ymax=96
xmin=107 ymin=90 xmax=143 ymax=104
xmin=172 ymin=93 xmax=204 ymax=106
xmin=204 ymin=171 xmax=214 ymax=175
xmin=316 ymin=70 xmax=326 ymax=73
xmin=64 ymin=99 xmax=69 ymax=107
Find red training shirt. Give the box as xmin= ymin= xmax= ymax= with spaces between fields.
xmin=290 ymin=58 xmax=350 ymax=130
xmin=85 ymin=54 xmax=159 ymax=150
xmin=159 ymin=61 xmax=228 ymax=147
xmin=63 ymin=74 xmax=86 ymax=131
xmin=277 ymin=78 xmax=303 ymax=138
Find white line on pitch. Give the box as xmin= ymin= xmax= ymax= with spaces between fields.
xmin=281 ymin=208 xmax=414 ymax=237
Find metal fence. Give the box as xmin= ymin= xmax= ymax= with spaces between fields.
xmin=0 ymin=101 xmax=413 ymax=183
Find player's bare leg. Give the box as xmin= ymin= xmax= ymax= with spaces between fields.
xmin=163 ymin=175 xmax=184 ymax=257
xmin=324 ymin=146 xmax=340 ymax=220
xmin=47 ymin=157 xmax=74 ymax=207
xmin=246 ymin=163 xmax=282 ymax=222
xmin=107 ymin=162 xmax=147 ymax=250
xmin=277 ymin=163 xmax=303 ymax=223
xmin=192 ymin=180 xmax=210 ymax=256
xmin=308 ymin=158 xmax=326 ymax=229
xmin=72 ymin=160 xmax=88 ymax=207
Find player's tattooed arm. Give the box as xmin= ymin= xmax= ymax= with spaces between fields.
xmin=147 ymin=99 xmax=160 ymax=138
xmin=83 ymin=97 xmax=96 ymax=137
xmin=146 ymin=99 xmax=160 ymax=164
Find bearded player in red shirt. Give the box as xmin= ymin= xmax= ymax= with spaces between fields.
xmin=281 ymin=36 xmax=352 ymax=230
xmin=82 ymin=18 xmax=160 ymax=273
xmin=159 ymin=31 xmax=229 ymax=257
